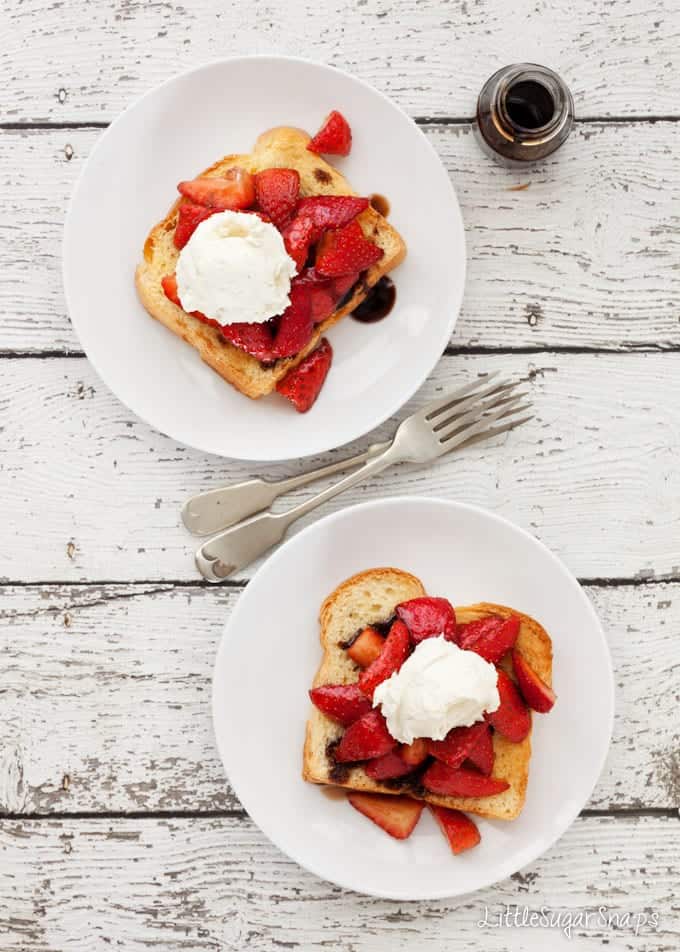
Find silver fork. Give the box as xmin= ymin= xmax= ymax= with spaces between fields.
xmin=195 ymin=375 xmax=532 ymax=582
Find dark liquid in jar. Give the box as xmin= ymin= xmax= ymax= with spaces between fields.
xmin=369 ymin=193 xmax=390 ymax=217
xmin=505 ymin=79 xmax=555 ymax=129
xmin=352 ymin=276 xmax=396 ymax=323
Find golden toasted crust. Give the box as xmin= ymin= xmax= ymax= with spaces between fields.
xmin=302 ymin=571 xmax=553 ymax=821
xmin=135 ymin=126 xmax=406 ymax=399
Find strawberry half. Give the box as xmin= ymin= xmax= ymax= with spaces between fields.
xmin=459 ymin=615 xmax=520 ymax=664
xmin=220 ymin=320 xmax=277 ymax=362
xmin=400 ymin=738 xmax=429 ymax=768
xmin=512 ymin=650 xmax=556 ymax=713
xmin=348 ymin=792 xmax=423 ymax=840
xmin=271 ymin=283 xmax=314 ymax=359
xmin=347 ymin=627 xmax=385 ymax=668
xmin=309 ymin=684 xmax=372 ymax=726
xmin=335 ymin=709 xmax=397 ymax=762
xmin=426 ymin=722 xmax=489 ymax=769
xmin=395 ymin=597 xmax=458 ymax=645
xmin=307 ymin=110 xmax=352 ymax=156
xmin=296 ymin=195 xmax=368 ymax=232
xmin=254 ymin=168 xmax=300 ymax=228
xmin=316 ymin=220 xmax=383 ymax=278
xmin=174 ymin=202 xmax=216 ymax=249
xmin=358 ymin=619 xmax=410 ymax=698
xmin=177 ymin=168 xmax=255 ymax=210
xmin=485 ymin=669 xmax=531 ymax=742
xmin=364 ymin=750 xmax=413 ymax=781
xmin=282 ymin=214 xmax=316 ymax=271
xmin=430 ymin=806 xmax=481 ymax=854
xmin=465 ymin=723 xmax=494 ymax=776
xmin=276 ymin=338 xmax=333 ymax=413
xmin=423 ymin=761 xmax=509 ymax=798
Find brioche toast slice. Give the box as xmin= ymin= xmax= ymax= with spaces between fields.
xmin=135 ymin=127 xmax=406 ymax=399
xmin=303 ymin=568 xmax=553 ymax=821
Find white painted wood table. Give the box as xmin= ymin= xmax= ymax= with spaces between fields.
xmin=1 ymin=1 xmax=679 ymax=949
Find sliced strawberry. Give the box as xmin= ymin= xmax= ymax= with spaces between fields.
xmin=423 ymin=761 xmax=509 ymax=798
xmin=293 ymin=269 xmax=337 ymax=323
xmin=426 ymin=722 xmax=489 ymax=769
xmin=358 ymin=619 xmax=410 ymax=698
xmin=174 ymin=202 xmax=215 ymax=249
xmin=254 ymin=168 xmax=300 ymax=228
xmin=459 ymin=615 xmax=520 ymax=664
xmin=395 ymin=597 xmax=458 ymax=645
xmin=271 ymin=283 xmax=314 ymax=359
xmin=400 ymin=738 xmax=429 ymax=768
xmin=276 ymin=338 xmax=333 ymax=413
xmin=364 ymin=750 xmax=412 ymax=781
xmin=177 ymin=168 xmax=255 ymax=210
xmin=297 ymin=195 xmax=368 ymax=232
xmin=512 ymin=650 xmax=556 ymax=713
xmin=333 ymin=272 xmax=359 ymax=301
xmin=316 ymin=220 xmax=383 ymax=278
xmin=347 ymin=627 xmax=385 ymax=668
xmin=220 ymin=321 xmax=277 ymax=362
xmin=282 ymin=214 xmax=315 ymax=271
xmin=309 ymin=684 xmax=372 ymax=726
xmin=348 ymin=792 xmax=423 ymax=840
xmin=430 ymin=806 xmax=481 ymax=854
xmin=307 ymin=110 xmax=352 ymax=156
xmin=465 ymin=723 xmax=494 ymax=776
xmin=161 ymin=273 xmax=182 ymax=307
xmin=486 ymin=669 xmax=531 ymax=742
xmin=335 ymin=709 xmax=397 ymax=762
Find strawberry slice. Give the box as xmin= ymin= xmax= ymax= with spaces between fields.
xmin=485 ymin=669 xmax=531 ymax=742
xmin=220 ymin=320 xmax=277 ymax=362
xmin=512 ymin=650 xmax=556 ymax=713
xmin=459 ymin=615 xmax=520 ymax=664
xmin=400 ymin=738 xmax=429 ymax=768
xmin=307 ymin=110 xmax=352 ymax=156
xmin=430 ymin=806 xmax=481 ymax=854
xmin=254 ymin=168 xmax=300 ymax=228
xmin=161 ymin=273 xmax=219 ymax=328
xmin=465 ymin=723 xmax=494 ymax=776
xmin=271 ymin=283 xmax=314 ymax=359
xmin=282 ymin=214 xmax=315 ymax=271
xmin=309 ymin=684 xmax=372 ymax=726
xmin=297 ymin=196 xmax=368 ymax=232
xmin=276 ymin=338 xmax=333 ymax=413
xmin=395 ymin=597 xmax=458 ymax=645
xmin=177 ymin=168 xmax=255 ymax=210
xmin=174 ymin=202 xmax=216 ymax=249
xmin=347 ymin=627 xmax=385 ymax=668
xmin=364 ymin=750 xmax=413 ymax=781
xmin=423 ymin=761 xmax=509 ymax=798
xmin=358 ymin=619 xmax=410 ymax=698
xmin=348 ymin=792 xmax=423 ymax=840
xmin=316 ymin=220 xmax=384 ymax=278
xmin=426 ymin=722 xmax=489 ymax=769
xmin=335 ymin=709 xmax=397 ymax=762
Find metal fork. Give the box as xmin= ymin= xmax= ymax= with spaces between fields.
xmin=195 ymin=374 xmax=532 ymax=582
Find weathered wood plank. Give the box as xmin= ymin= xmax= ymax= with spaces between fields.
xmin=2 ymin=122 xmax=680 ymax=353
xmin=2 ymin=0 xmax=679 ymax=122
xmin=0 ymin=815 xmax=677 ymax=951
xmin=1 ymin=582 xmax=677 ymax=814
xmin=1 ymin=353 xmax=679 ymax=583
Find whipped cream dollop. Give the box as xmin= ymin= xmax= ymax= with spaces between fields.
xmin=373 ymin=636 xmax=500 ymax=744
xmin=176 ymin=210 xmax=297 ymax=325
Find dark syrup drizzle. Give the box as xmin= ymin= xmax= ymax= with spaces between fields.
xmin=351 ymin=276 xmax=396 ymax=323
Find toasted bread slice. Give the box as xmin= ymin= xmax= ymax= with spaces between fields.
xmin=135 ymin=127 xmax=406 ymax=399
xmin=303 ymin=569 xmax=553 ymax=821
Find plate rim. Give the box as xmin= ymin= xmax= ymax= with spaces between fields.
xmin=62 ymin=54 xmax=467 ymax=462
xmin=211 ymin=495 xmax=615 ymax=900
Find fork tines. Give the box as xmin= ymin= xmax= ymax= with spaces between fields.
xmin=425 ymin=375 xmax=533 ymax=447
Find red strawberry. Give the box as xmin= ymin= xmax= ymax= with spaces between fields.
xmin=358 ymin=619 xmax=410 ymax=698
xmin=254 ymin=168 xmax=300 ymax=228
xmin=423 ymin=762 xmax=509 ymax=798
xmin=333 ymin=272 xmax=359 ymax=300
xmin=161 ymin=273 xmax=182 ymax=308
xmin=512 ymin=650 xmax=556 ymax=713
xmin=307 ymin=110 xmax=352 ymax=156
xmin=293 ymin=269 xmax=337 ymax=323
xmin=297 ymin=195 xmax=368 ymax=232
xmin=395 ymin=597 xmax=458 ymax=645
xmin=459 ymin=615 xmax=520 ymax=664
xmin=177 ymin=167 xmax=255 ymax=210
xmin=174 ymin=202 xmax=215 ymax=249
xmin=271 ymin=283 xmax=314 ymax=359
xmin=400 ymin=738 xmax=429 ymax=767
xmin=276 ymin=338 xmax=333 ymax=413
xmin=347 ymin=627 xmax=385 ymax=668
xmin=465 ymin=723 xmax=494 ymax=776
xmin=335 ymin=709 xmax=397 ymax=762
xmin=348 ymin=792 xmax=423 ymax=840
xmin=220 ymin=320 xmax=277 ymax=362
xmin=429 ymin=806 xmax=481 ymax=854
xmin=282 ymin=214 xmax=315 ymax=270
xmin=426 ymin=722 xmax=489 ymax=770
xmin=316 ymin=220 xmax=383 ymax=278
xmin=364 ymin=750 xmax=413 ymax=781
xmin=485 ymin=669 xmax=531 ymax=742
xmin=309 ymin=684 xmax=372 ymax=726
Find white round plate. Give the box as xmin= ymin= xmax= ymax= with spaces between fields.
xmin=212 ymin=497 xmax=614 ymax=900
xmin=63 ymin=57 xmax=465 ymax=461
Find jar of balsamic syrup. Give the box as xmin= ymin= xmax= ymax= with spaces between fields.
xmin=475 ymin=64 xmax=574 ymax=165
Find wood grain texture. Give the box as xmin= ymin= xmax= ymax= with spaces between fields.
xmin=0 ymin=815 xmax=677 ymax=951
xmin=1 ymin=353 xmax=678 ymax=583
xmin=1 ymin=582 xmax=678 ymax=814
xmin=1 ymin=0 xmax=678 ymax=122
xmin=2 ymin=122 xmax=680 ymax=353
